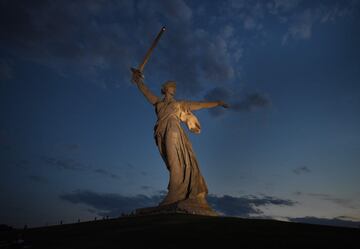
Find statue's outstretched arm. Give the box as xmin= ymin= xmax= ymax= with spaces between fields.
xmin=186 ymin=101 xmax=229 ymax=111
xmin=132 ymin=70 xmax=159 ymax=105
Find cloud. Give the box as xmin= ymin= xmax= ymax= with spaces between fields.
xmin=14 ymin=160 xmax=31 ymax=169
xmin=160 ymin=0 xmax=193 ymax=22
xmin=222 ymin=0 xmax=359 ymax=46
xmin=62 ymin=143 xmax=80 ymax=152
xmin=59 ymin=190 xmax=162 ymax=217
xmin=293 ymin=166 xmax=311 ymax=175
xmin=282 ymin=1 xmax=359 ymax=44
xmin=0 ymin=0 xmax=240 ymax=94
xmin=93 ymin=168 xmax=120 ymax=180
xmin=295 ymin=192 xmax=358 ymax=209
xmin=208 ymin=194 xmax=296 ymax=217
xmin=282 ymin=9 xmax=315 ymax=44
xmin=225 ymin=1 xmax=266 ymax=31
xmin=42 ymin=156 xmax=87 ymax=171
xmin=232 ymin=93 xmax=271 ymax=111
xmin=0 ymin=0 xmax=137 ymax=87
xmin=203 ymin=87 xmax=231 ymax=117
xmin=126 ymin=162 xmax=135 ymax=168
xmin=42 ymin=155 xmax=121 ymax=180
xmin=324 ymin=197 xmax=353 ymax=208
xmin=204 ymin=87 xmax=271 ymax=117
xmin=319 ymin=4 xmax=353 ymax=23
xmin=306 ymin=192 xmax=332 ymax=198
xmin=288 ymin=216 xmax=360 ymax=228
xmin=12 ymin=155 xmax=121 ymax=182
xmin=141 ymin=185 xmax=152 ymax=190
xmin=136 ymin=0 xmax=192 ymax=24
xmin=318 ymin=196 xmax=357 ymax=210
xmin=60 ymin=190 xmax=296 ymax=217
xmin=2 ymin=0 xmax=356 ymax=97
xmin=267 ymin=0 xmax=302 ymax=15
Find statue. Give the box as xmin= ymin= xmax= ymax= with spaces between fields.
xmin=131 ymin=27 xmax=228 ymax=216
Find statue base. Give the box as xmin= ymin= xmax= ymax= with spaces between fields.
xmin=135 ymin=198 xmax=218 ymax=216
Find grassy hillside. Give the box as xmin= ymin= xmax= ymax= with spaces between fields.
xmin=1 ymin=214 xmax=359 ymax=248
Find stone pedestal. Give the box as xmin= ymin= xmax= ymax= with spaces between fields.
xmin=135 ymin=198 xmax=218 ymax=216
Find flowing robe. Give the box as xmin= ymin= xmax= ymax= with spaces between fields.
xmin=154 ymin=98 xmax=208 ymax=205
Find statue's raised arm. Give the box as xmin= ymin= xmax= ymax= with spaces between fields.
xmin=131 ymin=69 xmax=159 ymax=105
xmin=184 ymin=100 xmax=229 ymax=111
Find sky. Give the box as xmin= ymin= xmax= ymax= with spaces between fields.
xmin=1 ymin=0 xmax=360 ymax=228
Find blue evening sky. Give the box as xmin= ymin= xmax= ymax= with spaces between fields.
xmin=1 ymin=0 xmax=359 ymax=228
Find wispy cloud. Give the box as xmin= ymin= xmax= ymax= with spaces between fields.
xmin=232 ymin=93 xmax=271 ymax=111
xmin=140 ymin=185 xmax=152 ymax=190
xmin=315 ymin=195 xmax=358 ymax=210
xmin=221 ymin=0 xmax=358 ymax=46
xmin=59 ymin=190 xmax=162 ymax=217
xmin=295 ymin=191 xmax=358 ymax=209
xmin=293 ymin=166 xmax=311 ymax=175
xmin=14 ymin=160 xmax=31 ymax=169
xmin=42 ymin=156 xmax=87 ymax=171
xmin=0 ymin=0 xmax=240 ymax=94
xmin=60 ymin=190 xmax=296 ymax=217
xmin=41 ymin=155 xmax=121 ymax=180
xmin=282 ymin=1 xmax=358 ymax=44
xmin=225 ymin=1 xmax=266 ymax=31
xmin=204 ymin=87 xmax=271 ymax=117
xmin=267 ymin=0 xmax=302 ymax=15
xmin=93 ymin=168 xmax=120 ymax=180
xmin=282 ymin=8 xmax=315 ymax=44
xmin=208 ymin=194 xmax=297 ymax=217
xmin=324 ymin=197 xmax=357 ymax=209
xmin=1 ymin=0 xmax=356 ymax=95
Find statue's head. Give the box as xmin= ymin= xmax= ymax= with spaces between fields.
xmin=161 ymin=81 xmax=176 ymax=96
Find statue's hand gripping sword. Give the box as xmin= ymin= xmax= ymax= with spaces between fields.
xmin=131 ymin=27 xmax=166 ymax=81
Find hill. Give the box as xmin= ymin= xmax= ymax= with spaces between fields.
xmin=1 ymin=214 xmax=359 ymax=248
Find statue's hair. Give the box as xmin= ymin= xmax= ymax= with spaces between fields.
xmin=161 ymin=81 xmax=176 ymax=94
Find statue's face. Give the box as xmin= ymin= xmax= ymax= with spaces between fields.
xmin=166 ymin=86 xmax=176 ymax=96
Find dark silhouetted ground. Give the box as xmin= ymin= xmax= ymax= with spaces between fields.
xmin=1 ymin=214 xmax=359 ymax=248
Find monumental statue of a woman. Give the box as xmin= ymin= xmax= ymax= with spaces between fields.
xmin=132 ymin=69 xmax=228 ymax=216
